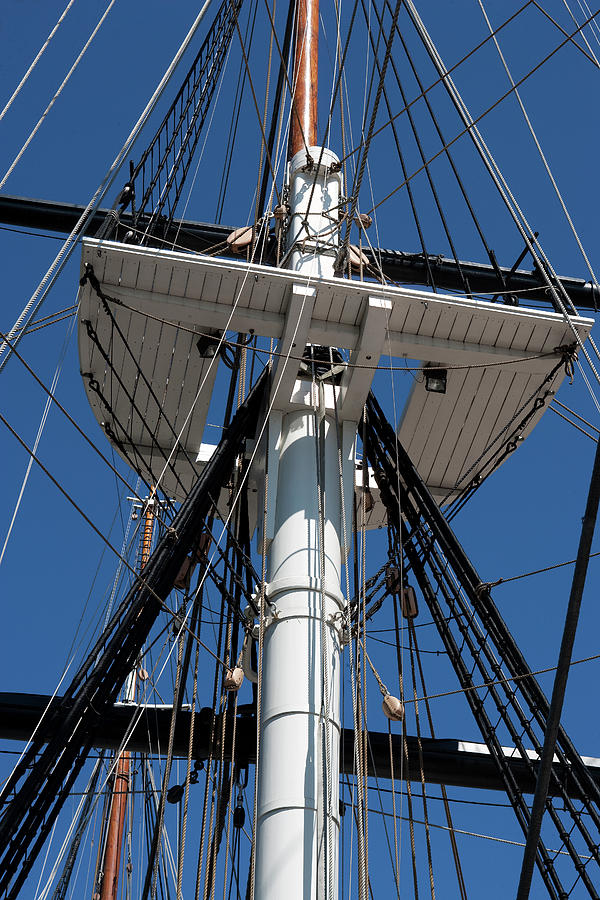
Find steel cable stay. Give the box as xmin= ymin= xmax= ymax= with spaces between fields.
xmin=82 ymin=287 xmax=577 ymax=374
xmin=378 ymin=0 xmax=514 ymax=303
xmin=101 ymin=0 xmax=245 ymax=247
xmin=0 ymin=0 xmax=118 ymax=194
xmin=343 ymin=6 xmax=600 ymax=210
xmin=81 ymin=308 xmax=195 ymax=507
xmin=363 ymin=391 xmax=600 ymax=897
xmin=0 ymin=328 xmax=155 ymax=521
xmin=51 ymin=565 xmax=231 ymax=897
xmin=14 ymin=617 xmax=183 ymax=900
xmin=0 ymin=0 xmax=78 ymax=124
xmin=407 ymin=619 xmax=469 ymax=899
xmin=249 ymin=0 xmax=279 ymax=255
xmin=0 ymin=369 xmax=268 ymax=899
xmin=255 ymin=0 xmax=296 ymax=221
xmin=216 ymin=0 xmax=261 ymax=222
xmin=88 ymin=377 xmax=256 ymax=898
xmin=0 ymin=311 xmax=79 ymax=570
xmin=477 ymin=0 xmax=600 ymax=301
xmin=0 ymin=0 xmax=219 ymax=376
xmin=381 ymin=2 xmax=600 ymax=394
xmin=550 ymin=405 xmax=600 ymax=442
xmin=557 ymin=0 xmax=600 ymax=58
xmin=366 ymin=390 xmax=600 ymax=814
xmin=359 ymin=804 xmax=599 ymax=859
xmin=328 ymin=0 xmax=544 ymax=173
xmin=39 ymin=599 xmax=192 ymax=899
xmin=335 ymin=0 xmax=405 ymax=275
xmin=4 ymin=3 xmax=600 ymax=898
xmin=399 ymin=536 xmax=572 ymax=899
xmin=355 ymin=0 xmax=440 ymax=295
xmin=85 ymin=280 xmax=203 ymax=488
xmin=342 ymin=1 xmax=600 ymax=383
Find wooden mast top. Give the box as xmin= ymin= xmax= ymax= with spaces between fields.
xmin=289 ymin=0 xmax=319 ymax=157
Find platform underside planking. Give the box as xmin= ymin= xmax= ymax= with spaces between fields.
xmin=78 ymin=239 xmax=593 ymax=506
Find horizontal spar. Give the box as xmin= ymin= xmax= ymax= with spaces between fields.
xmin=1 ymin=194 xmax=598 ymax=311
xmin=2 ymin=692 xmax=599 ymax=797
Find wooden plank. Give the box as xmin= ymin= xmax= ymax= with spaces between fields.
xmin=339 ymin=287 xmax=363 ymax=329
xmin=413 ymin=368 xmax=470 ymax=484
xmin=461 ymin=313 xmax=487 ymax=346
xmin=494 ymin=316 xmax=520 ymax=352
xmin=510 ymin=320 xmax=536 ymax=353
xmin=119 ymin=256 xmax=141 ymax=292
xmin=449 ymin=369 xmax=520 ymax=493
xmin=326 ymin=282 xmax=346 ymax=324
xmin=148 ymin=261 xmax=170 ymax=296
xmin=197 ymin=268 xmax=222 ymax=305
xmin=169 ymin=265 xmax=190 ymax=299
xmin=429 ymin=305 xmax=458 ymax=342
xmin=135 ymin=260 xmax=157 ymax=293
xmin=447 ymin=308 xmax=475 ymax=344
xmin=428 ymin=365 xmax=488 ymax=489
xmin=100 ymin=248 xmax=120 ymax=286
xmin=396 ymin=297 xmax=428 ymax=338
xmin=399 ymin=388 xmax=448 ymax=468
xmin=440 ymin=367 xmax=502 ymax=489
xmin=78 ymin=240 xmax=595 ymax=502
xmin=397 ymin=379 xmax=428 ymax=458
xmin=263 ymin=278 xmax=286 ymax=315
xmin=246 ymin=273 xmax=272 ymax=313
xmin=477 ymin=314 xmax=503 ymax=351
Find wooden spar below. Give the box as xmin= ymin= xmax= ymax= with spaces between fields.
xmin=289 ymin=0 xmax=319 ymax=156
xmin=99 ymin=496 xmax=155 ymax=900
xmin=3 ymin=695 xmax=600 ymax=798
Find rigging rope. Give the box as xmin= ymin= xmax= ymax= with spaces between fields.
xmin=0 ymin=311 xmax=77 ymax=569
xmin=0 ymin=0 xmax=78 ymax=124
xmin=0 ymin=0 xmax=118 ymax=192
xmin=409 ymin=620 xmax=468 ymax=899
xmin=367 ymin=393 xmax=600 ymax=895
xmin=480 ymin=0 xmax=600 ymax=295
xmin=0 ymin=0 xmax=216 ymax=374
xmin=335 ymin=0 xmax=403 ymax=275
xmin=391 ymin=2 xmax=600 ymax=396
xmin=99 ymin=291 xmax=573 ymax=374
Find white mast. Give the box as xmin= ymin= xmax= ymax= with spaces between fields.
xmin=253 ymin=154 xmax=346 ymax=899
xmin=251 ymin=0 xmax=352 ymax=891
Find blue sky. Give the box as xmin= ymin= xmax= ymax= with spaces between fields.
xmin=2 ymin=0 xmax=600 ymax=896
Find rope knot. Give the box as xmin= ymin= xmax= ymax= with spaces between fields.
xmin=555 ymin=342 xmax=578 ymax=382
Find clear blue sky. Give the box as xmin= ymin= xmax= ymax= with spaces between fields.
xmin=1 ymin=1 xmax=600 ymax=897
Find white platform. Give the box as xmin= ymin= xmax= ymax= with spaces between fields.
xmin=77 ymin=239 xmax=593 ymax=508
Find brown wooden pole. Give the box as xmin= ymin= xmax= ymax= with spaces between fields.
xmin=99 ymin=496 xmax=155 ymax=900
xmin=289 ymin=0 xmax=319 ymax=157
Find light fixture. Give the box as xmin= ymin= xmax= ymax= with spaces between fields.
xmin=425 ymin=367 xmax=447 ymax=394
xmin=196 ymin=329 xmax=222 ymax=358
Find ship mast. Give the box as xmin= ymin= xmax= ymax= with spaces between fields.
xmin=253 ymin=0 xmax=348 ymax=895
xmin=288 ymin=0 xmax=319 ymax=156
xmin=97 ymin=494 xmax=156 ymax=900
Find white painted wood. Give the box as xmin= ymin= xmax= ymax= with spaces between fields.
xmin=339 ymin=296 xmax=393 ymax=422
xmin=78 ymin=239 xmax=594 ymax=507
xmin=270 ymin=284 xmax=316 ymax=410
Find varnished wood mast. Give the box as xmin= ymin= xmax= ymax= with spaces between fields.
xmin=99 ymin=498 xmax=155 ymax=900
xmin=289 ymin=0 xmax=319 ymax=156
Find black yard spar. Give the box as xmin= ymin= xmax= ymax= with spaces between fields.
xmin=2 ymin=1 xmax=600 ymax=898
